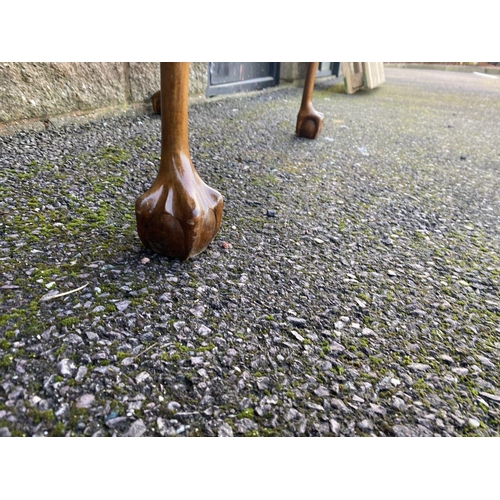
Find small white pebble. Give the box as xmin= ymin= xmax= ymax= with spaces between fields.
xmin=468 ymin=418 xmax=480 ymax=428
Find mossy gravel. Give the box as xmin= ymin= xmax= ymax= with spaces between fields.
xmin=0 ymin=68 xmax=499 ymax=436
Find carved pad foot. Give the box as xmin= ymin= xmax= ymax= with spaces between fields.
xmin=152 ymin=91 xmax=161 ymax=115
xmin=296 ymin=104 xmax=324 ymax=139
xmin=135 ymin=155 xmax=223 ymax=260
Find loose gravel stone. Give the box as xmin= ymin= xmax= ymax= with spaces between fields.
xmin=329 ymin=420 xmax=340 ymax=435
xmin=392 ymin=397 xmax=406 ymax=411
xmin=115 ymin=300 xmax=131 ymax=312
xmin=76 ymin=394 xmax=95 ymax=408
xmin=361 ymin=327 xmax=376 ymax=336
xmin=57 ymin=359 xmax=77 ymax=378
xmin=408 ymin=363 xmax=431 ymax=372
xmin=106 ymin=417 xmax=128 ymax=429
xmin=135 ymin=372 xmax=151 ymax=384
xmin=287 ymin=317 xmax=307 ymax=327
xmin=126 ymin=419 xmax=147 ymax=437
xmin=167 ymin=402 xmax=182 ymax=412
xmin=218 ymin=423 xmax=234 ymax=437
xmin=235 ymin=418 xmax=259 ymax=434
xmin=358 ymin=419 xmax=374 ymax=432
xmin=198 ymin=325 xmax=212 ymax=336
xmin=479 ymin=392 xmax=500 ymax=403
xmin=468 ymin=418 xmax=480 ymax=429
xmin=75 ymin=366 xmax=87 ymax=382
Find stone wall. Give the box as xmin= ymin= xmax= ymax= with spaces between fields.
xmin=279 ymin=62 xmax=310 ymax=83
xmin=0 ymin=62 xmax=210 ymax=134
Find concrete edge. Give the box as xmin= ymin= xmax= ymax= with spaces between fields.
xmin=0 ymin=102 xmax=156 ymax=137
xmin=385 ymin=63 xmax=500 ymax=75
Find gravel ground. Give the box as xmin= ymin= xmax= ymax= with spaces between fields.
xmin=1 ymin=68 xmax=499 ymax=437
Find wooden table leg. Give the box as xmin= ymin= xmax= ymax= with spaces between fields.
xmin=135 ymin=62 xmax=224 ymax=260
xmin=152 ymin=90 xmax=161 ymax=114
xmin=296 ymin=62 xmax=324 ymax=139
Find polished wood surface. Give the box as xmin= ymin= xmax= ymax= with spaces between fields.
xmin=135 ymin=63 xmax=224 ymax=260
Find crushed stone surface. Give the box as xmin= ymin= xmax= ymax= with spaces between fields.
xmin=0 ymin=68 xmax=499 ymax=436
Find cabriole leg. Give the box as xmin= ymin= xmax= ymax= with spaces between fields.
xmin=135 ymin=62 xmax=224 ymax=260
xmin=296 ymin=62 xmax=324 ymax=139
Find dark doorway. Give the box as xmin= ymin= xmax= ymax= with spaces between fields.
xmin=206 ymin=62 xmax=280 ymax=97
xmin=317 ymin=62 xmax=340 ymax=78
